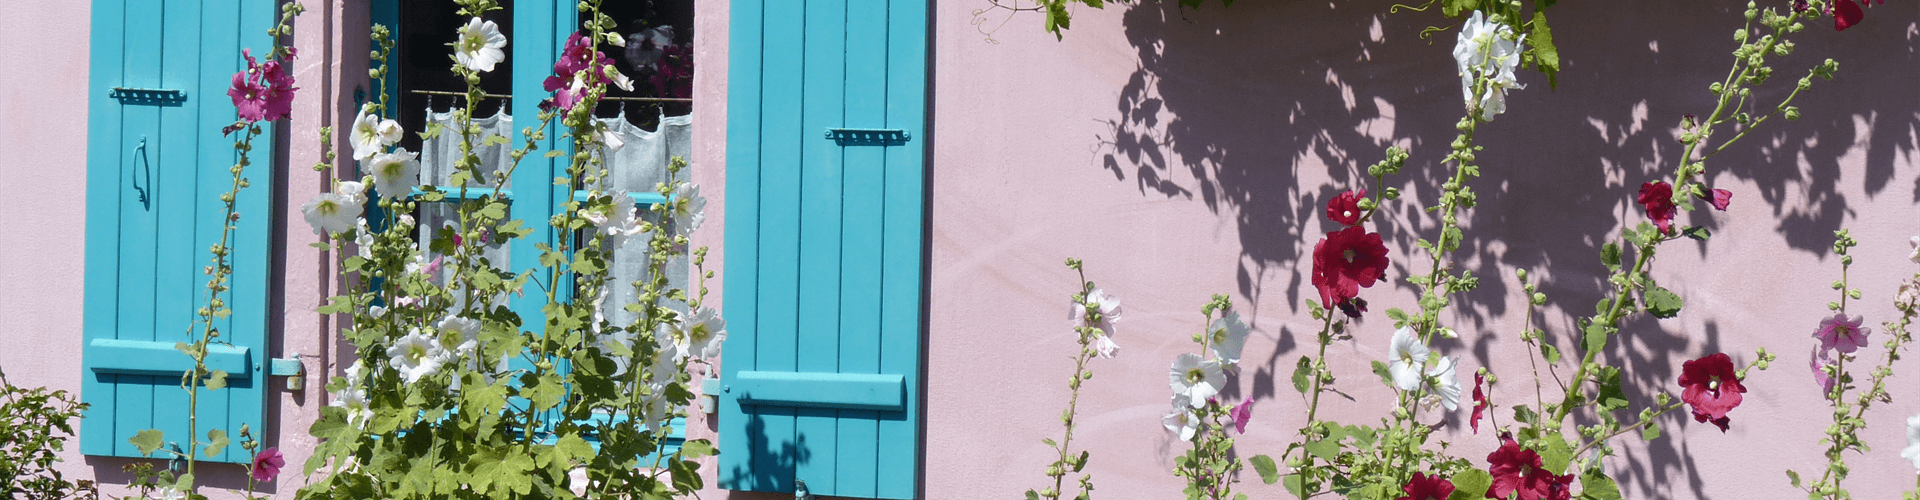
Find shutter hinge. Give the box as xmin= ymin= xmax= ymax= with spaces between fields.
xmin=270 ymin=356 xmax=306 ymax=390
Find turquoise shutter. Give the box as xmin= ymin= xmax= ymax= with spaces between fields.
xmin=80 ymin=0 xmax=277 ymax=463
xmin=719 ymin=0 xmax=929 ymax=498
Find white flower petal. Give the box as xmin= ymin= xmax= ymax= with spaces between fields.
xmin=1209 ymin=310 xmax=1250 ymax=365
xmin=1169 ymin=353 xmax=1224 ymax=408
xmin=367 ymin=148 xmax=421 ymax=200
xmin=1388 ymin=326 xmax=1428 ymax=391
xmin=1426 ymin=356 xmax=1462 ymax=411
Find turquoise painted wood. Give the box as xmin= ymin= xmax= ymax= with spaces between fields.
xmin=721 ymin=0 xmax=929 ymax=497
xmin=731 ymin=372 xmax=906 ymax=411
xmin=81 ymin=0 xmax=276 ymax=464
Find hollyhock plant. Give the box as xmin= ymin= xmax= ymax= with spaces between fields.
xmin=349 ymin=105 xmax=402 ymax=161
xmin=1072 ymin=288 xmax=1122 ymax=336
xmin=681 ymin=306 xmax=729 ymax=359
xmin=1831 ymin=0 xmax=1863 ymax=30
xmin=250 ymin=447 xmax=284 ymax=483
xmin=1425 ymin=355 xmax=1462 ymax=411
xmin=1311 ymin=226 xmax=1390 ymax=308
xmin=670 ymin=181 xmax=708 ymax=237
xmin=1813 ymin=313 xmax=1869 ymax=354
xmin=301 ymin=192 xmax=363 ymax=236
xmin=1908 ymin=235 xmax=1919 ymax=264
xmin=1700 ymin=187 xmax=1733 ymax=211
xmin=1169 ymin=353 xmax=1225 ymax=408
xmin=454 ymin=17 xmax=507 ymax=72
xmin=1162 ymin=398 xmax=1199 ymax=441
xmin=1678 ymin=353 xmax=1745 ymax=432
xmin=1092 ymin=334 xmax=1120 ymax=358
xmin=1398 ymin=472 xmax=1455 ymax=500
xmin=1453 ymin=11 xmax=1524 ymax=120
xmin=1327 ymin=189 xmax=1366 ymax=226
xmin=1337 ymin=297 xmax=1368 ymax=319
xmin=387 ymin=328 xmax=448 ymax=384
xmin=228 ymin=48 xmax=298 ymax=123
xmin=1810 ymin=348 xmax=1837 ymax=394
xmin=1637 ymin=181 xmax=1677 ymax=233
xmin=1485 ymin=437 xmax=1542 ymax=500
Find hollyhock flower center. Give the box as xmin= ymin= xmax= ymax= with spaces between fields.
xmin=1344 ymin=248 xmax=1357 ymax=263
xmin=406 ymin=343 xmax=433 ymax=364
xmin=1186 ymin=369 xmax=1207 ymax=385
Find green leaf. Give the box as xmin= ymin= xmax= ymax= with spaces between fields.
xmin=678 ymin=439 xmax=717 ymax=459
xmin=1583 ymin=323 xmax=1611 ymax=354
xmin=1579 ymin=472 xmax=1623 ymax=500
xmin=1644 ymin=287 xmax=1683 ymax=319
xmin=1448 ymin=468 xmax=1493 ymax=500
xmin=1682 ymin=226 xmax=1711 ymax=241
xmin=1600 ymin=242 xmax=1621 ymax=270
xmin=1027 ymin=491 xmax=1042 ymax=500
xmin=1304 ymin=436 xmax=1340 ymax=461
xmin=1539 ymin=437 xmax=1574 ymax=474
xmin=206 ymin=370 xmax=228 ymax=391
xmin=1249 ymin=454 xmax=1281 ymax=485
xmin=204 ymin=429 xmax=229 ymax=458
xmin=130 ymin=429 xmax=165 ymax=457
xmin=1641 ymin=421 xmax=1661 ymax=441
xmin=1527 ymin=12 xmax=1560 ymax=89
xmin=1595 ymin=367 xmax=1628 ymax=411
xmin=1786 ymin=469 xmax=1801 ymax=489
xmin=1371 ymin=360 xmax=1395 ymax=387
xmin=1292 ymin=356 xmax=1313 ymax=394
xmin=1541 ymin=343 xmax=1561 ymax=364
xmin=555 ymin=434 xmax=593 ymax=463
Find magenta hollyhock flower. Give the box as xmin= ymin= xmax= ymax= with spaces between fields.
xmin=251 ymin=447 xmax=284 ymax=482
xmin=1813 ymin=313 xmax=1870 ymax=354
xmin=1397 ymin=472 xmax=1455 ymax=500
xmin=1229 ymin=395 xmax=1253 ymax=434
xmin=1311 ymin=227 xmax=1390 ymax=309
xmin=1470 ymin=372 xmax=1489 ymax=434
xmin=228 ymin=71 xmax=270 ymax=122
xmin=1810 ymin=348 xmax=1837 ymax=395
xmin=1327 ymin=189 xmax=1367 ymax=226
xmin=1637 ymin=181 xmax=1677 ymax=233
xmin=1678 ymin=353 xmax=1745 ymax=432
xmin=227 ymin=48 xmax=298 ymax=122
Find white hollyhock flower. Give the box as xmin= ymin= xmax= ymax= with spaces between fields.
xmin=683 ymin=307 xmax=727 ymax=359
xmin=1071 ymin=288 xmax=1123 ymax=336
xmin=329 ymin=385 xmax=372 ymax=428
xmin=1092 ymin=334 xmax=1120 ymax=359
xmin=437 ymin=315 xmax=482 ymax=359
xmin=454 ymin=17 xmax=508 ymax=73
xmin=1453 ymin=11 xmax=1525 ymax=121
xmin=568 ymin=467 xmax=592 ymax=497
xmin=302 ymin=192 xmax=363 ymax=236
xmin=1169 ymin=353 xmax=1225 ymax=408
xmin=670 ymin=182 xmax=707 ymax=237
xmin=1425 ymin=356 xmax=1462 ymax=411
xmin=581 ymin=205 xmax=649 ymax=249
xmin=367 ymin=148 xmax=421 ymax=200
xmin=1162 ymin=396 xmax=1199 ymax=441
xmin=1903 ymin=413 xmax=1920 ymax=472
xmin=348 ymin=106 xmax=400 ymax=161
xmin=1909 ymin=235 xmax=1919 ymax=264
xmin=337 ymin=181 xmax=369 ymax=206
xmin=1388 ymin=326 xmax=1429 ymax=391
xmin=1208 ymin=310 xmax=1251 ymax=365
xmin=354 ymin=219 xmax=376 ymax=259
xmin=387 ymin=328 xmax=447 ymax=384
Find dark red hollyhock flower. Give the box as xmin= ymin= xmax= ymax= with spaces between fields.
xmin=1832 ymin=0 xmax=1864 ymax=31
xmin=1471 ymin=372 xmax=1489 ymax=434
xmin=1678 ymin=353 xmax=1746 ymax=433
xmin=1327 ymin=189 xmax=1367 ymax=226
xmin=1536 ymin=471 xmax=1575 ymax=500
xmin=1486 ymin=436 xmax=1543 ymax=500
xmin=1337 ymin=297 xmax=1369 ymax=319
xmin=1312 ymin=227 xmax=1391 ymax=309
xmin=1397 ymin=472 xmax=1455 ymax=500
xmin=1636 ymin=181 xmax=1677 ymax=233
xmin=1794 ymin=0 xmax=1810 ymax=11
xmin=1702 ymin=188 xmax=1732 ymax=211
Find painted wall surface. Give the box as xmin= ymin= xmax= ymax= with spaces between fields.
xmin=1 ymin=0 xmax=365 ymax=498
xmin=923 ymin=1 xmax=1920 ymax=499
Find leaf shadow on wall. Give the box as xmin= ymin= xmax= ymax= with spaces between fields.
xmin=1096 ymin=0 xmax=1920 ymax=497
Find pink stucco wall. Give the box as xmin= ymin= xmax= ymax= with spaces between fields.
xmin=8 ymin=1 xmax=1920 ymax=499
xmin=922 ymin=1 xmax=1920 ymax=499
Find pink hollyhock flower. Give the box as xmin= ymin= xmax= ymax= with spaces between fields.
xmin=1678 ymin=353 xmax=1745 ymax=432
xmin=1327 ymin=189 xmax=1366 ymax=226
xmin=1810 ymin=348 xmax=1837 ymax=395
xmin=227 ymin=48 xmax=299 ymax=122
xmin=1832 ymin=0 xmax=1863 ymax=30
xmin=228 ymin=71 xmax=270 ymax=122
xmin=1092 ymin=334 xmax=1120 ymax=359
xmin=1397 ymin=472 xmax=1454 ymax=500
xmin=1311 ymin=227 xmax=1390 ymax=309
xmin=1637 ymin=181 xmax=1676 ymax=233
xmin=251 ymin=447 xmax=284 ymax=482
xmin=1471 ymin=372 xmax=1489 ymax=434
xmin=1229 ymin=395 xmax=1253 ymax=434
xmin=1813 ymin=313 xmax=1869 ymax=354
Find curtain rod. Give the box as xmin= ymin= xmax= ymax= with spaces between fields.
xmin=408 ymin=89 xmax=692 ymax=103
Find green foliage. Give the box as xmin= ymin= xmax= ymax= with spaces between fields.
xmin=0 ymin=369 xmax=98 ymax=500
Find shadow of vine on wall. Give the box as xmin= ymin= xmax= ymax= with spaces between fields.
xmin=1092 ymin=0 xmax=1920 ymax=497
